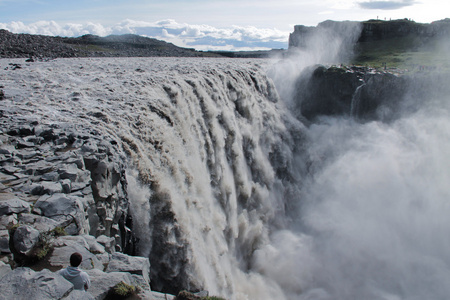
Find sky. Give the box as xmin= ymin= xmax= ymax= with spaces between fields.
xmin=0 ymin=0 xmax=449 ymax=51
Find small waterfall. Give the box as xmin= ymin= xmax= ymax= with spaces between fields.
xmin=350 ymin=82 xmax=366 ymax=117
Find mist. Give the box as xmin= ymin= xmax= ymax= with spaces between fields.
xmin=261 ymin=21 xmax=450 ymax=300
xmin=267 ymin=20 xmax=362 ymax=112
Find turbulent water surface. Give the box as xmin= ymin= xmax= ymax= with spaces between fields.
xmin=1 ymin=56 xmax=450 ymax=300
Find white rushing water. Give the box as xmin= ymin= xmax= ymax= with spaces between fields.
xmin=1 ymin=55 xmax=450 ymax=300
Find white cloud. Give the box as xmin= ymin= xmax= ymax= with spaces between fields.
xmin=0 ymin=19 xmax=289 ymax=51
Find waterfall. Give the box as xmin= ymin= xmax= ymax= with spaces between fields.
xmin=3 ymin=55 xmax=450 ymax=300
xmin=350 ymin=82 xmax=365 ymax=117
xmin=0 ymin=57 xmax=303 ymax=299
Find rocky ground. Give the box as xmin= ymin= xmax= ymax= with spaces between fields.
xmin=0 ymin=103 xmax=167 ymax=299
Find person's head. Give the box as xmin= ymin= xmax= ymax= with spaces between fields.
xmin=70 ymin=252 xmax=83 ymax=267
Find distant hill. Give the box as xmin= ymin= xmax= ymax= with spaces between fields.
xmin=0 ymin=30 xmax=283 ymax=59
xmin=0 ymin=30 xmax=219 ymax=58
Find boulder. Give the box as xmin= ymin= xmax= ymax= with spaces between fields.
xmin=13 ymin=225 xmax=40 ymax=256
xmin=0 ymin=214 xmax=17 ymax=229
xmin=57 ymin=163 xmax=79 ymax=181
xmin=86 ymin=269 xmax=134 ymax=300
xmin=0 ymin=230 xmax=10 ymax=253
xmin=33 ymin=193 xmax=88 ymax=234
xmin=106 ymin=252 xmax=150 ymax=284
xmin=49 ymin=236 xmax=103 ymax=270
xmin=0 ymin=196 xmax=31 ymax=216
xmin=82 ymin=234 xmax=106 ymax=254
xmin=0 ymin=261 xmax=11 ymax=278
xmin=18 ymin=213 xmax=62 ymax=233
xmin=96 ymin=235 xmax=115 ymax=253
xmin=0 ymin=267 xmax=73 ymax=299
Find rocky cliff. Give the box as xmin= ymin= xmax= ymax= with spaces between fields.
xmin=293 ymin=64 xmax=450 ymax=122
xmin=289 ymin=18 xmax=450 ymax=49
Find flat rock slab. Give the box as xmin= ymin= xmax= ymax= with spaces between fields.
xmin=63 ymin=289 xmax=95 ymax=300
xmin=18 ymin=213 xmax=62 ymax=233
xmin=86 ymin=269 xmax=134 ymax=300
xmin=0 ymin=196 xmax=31 ymax=216
xmin=152 ymin=291 xmax=176 ymax=300
xmin=49 ymin=236 xmax=103 ymax=271
xmin=0 ymin=267 xmax=73 ymax=300
xmin=106 ymin=252 xmax=150 ymax=283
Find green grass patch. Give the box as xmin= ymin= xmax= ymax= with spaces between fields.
xmin=351 ymin=35 xmax=450 ymax=72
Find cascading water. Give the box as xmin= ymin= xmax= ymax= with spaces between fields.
xmin=2 ymin=38 xmax=450 ymax=299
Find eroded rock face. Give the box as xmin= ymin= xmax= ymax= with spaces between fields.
xmin=294 ymin=65 xmax=450 ymax=122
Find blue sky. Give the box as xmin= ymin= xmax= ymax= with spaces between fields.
xmin=0 ymin=0 xmax=448 ymax=51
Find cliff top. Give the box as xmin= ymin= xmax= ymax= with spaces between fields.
xmin=289 ymin=18 xmax=450 ymax=70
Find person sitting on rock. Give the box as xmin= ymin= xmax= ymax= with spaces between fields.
xmin=59 ymin=252 xmax=91 ymax=291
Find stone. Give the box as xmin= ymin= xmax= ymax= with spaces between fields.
xmin=106 ymin=252 xmax=150 ymax=284
xmin=81 ymin=234 xmax=105 ymax=254
xmin=13 ymin=225 xmax=40 ymax=256
xmin=63 ymin=289 xmax=95 ymax=300
xmin=41 ymin=181 xmax=63 ymax=195
xmin=96 ymin=235 xmax=115 ymax=253
xmin=0 ymin=267 xmax=73 ymax=300
xmin=0 ymin=261 xmax=11 ymax=278
xmin=25 ymin=161 xmax=55 ymax=175
xmin=49 ymin=236 xmax=103 ymax=270
xmin=57 ymin=163 xmax=79 ymax=181
xmin=152 ymin=291 xmax=176 ymax=300
xmin=33 ymin=193 xmax=88 ymax=234
xmin=86 ymin=269 xmax=134 ymax=300
xmin=0 ymin=171 xmax=16 ymax=182
xmin=60 ymin=179 xmax=71 ymax=193
xmin=0 ymin=230 xmax=10 ymax=253
xmin=27 ymin=181 xmax=63 ymax=195
xmin=18 ymin=213 xmax=62 ymax=233
xmin=0 ymin=214 xmax=17 ymax=229
xmin=0 ymin=196 xmax=31 ymax=216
